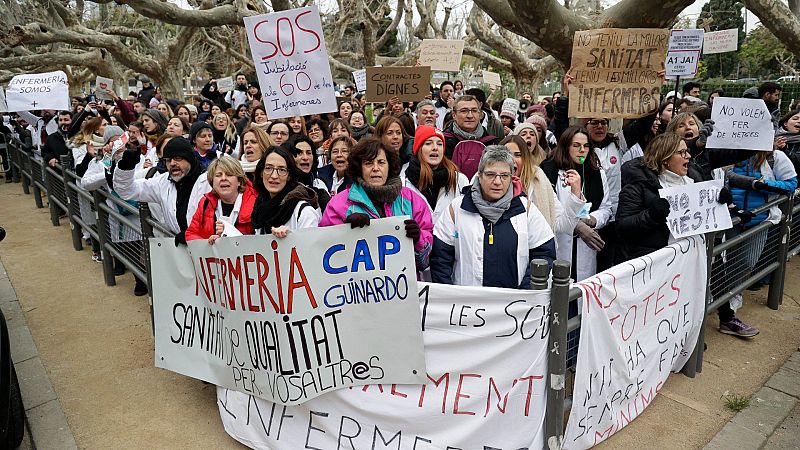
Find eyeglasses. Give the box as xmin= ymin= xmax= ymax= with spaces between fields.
xmin=457 ymin=108 xmax=480 ymax=116
xmin=263 ymin=165 xmax=288 ymax=177
xmin=674 ymin=149 xmax=690 ymax=158
xmin=331 ymin=149 xmax=349 ymax=156
xmin=587 ymin=120 xmax=609 ymax=127
xmin=270 ymin=131 xmax=289 ymax=137
xmin=481 ymin=171 xmax=511 ymax=181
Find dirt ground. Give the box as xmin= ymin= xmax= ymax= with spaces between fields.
xmin=1 ymin=180 xmax=799 ymax=449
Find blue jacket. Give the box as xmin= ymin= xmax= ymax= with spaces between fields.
xmin=730 ymin=156 xmax=797 ymax=227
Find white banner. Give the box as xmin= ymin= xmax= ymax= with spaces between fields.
xmin=351 ymin=69 xmax=366 ymax=93
xmin=707 ymin=97 xmax=775 ymax=151
xmin=95 ymin=76 xmax=114 ymax=101
xmin=216 ymin=76 xmax=235 ymax=93
xmin=150 ymin=217 xmax=426 ymax=405
xmin=564 ymin=236 xmax=707 ymax=449
xmin=5 ymin=71 xmax=69 ymax=112
xmin=703 ymin=29 xmax=738 ymax=55
xmin=244 ymin=6 xmax=337 ymax=120
xmin=218 ymin=282 xmax=550 ymax=449
xmin=659 ymin=179 xmax=733 ymax=239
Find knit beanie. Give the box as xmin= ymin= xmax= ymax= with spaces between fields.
xmin=103 ymin=125 xmax=125 ymax=144
xmin=162 ymin=137 xmax=195 ymax=161
xmin=525 ymin=114 xmax=548 ymax=131
xmin=185 ymin=104 xmax=198 ymax=115
xmin=141 ymin=109 xmax=169 ymax=132
xmin=413 ymin=125 xmax=445 ymax=155
xmin=500 ymin=98 xmax=520 ymax=120
xmin=189 ymin=121 xmax=213 ymax=145
xmin=512 ymin=122 xmax=539 ymax=138
xmin=526 ymin=103 xmax=546 ymax=118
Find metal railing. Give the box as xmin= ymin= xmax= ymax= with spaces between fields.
xmin=4 ymin=132 xmax=797 ymax=448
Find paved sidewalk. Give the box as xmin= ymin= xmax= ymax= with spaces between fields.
xmin=705 ymin=351 xmax=800 ymax=450
xmin=0 ymin=261 xmax=77 ymax=449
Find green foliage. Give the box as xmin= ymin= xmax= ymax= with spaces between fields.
xmin=696 ymin=0 xmax=745 ymax=79
xmin=722 ymin=393 xmax=750 ymax=412
xmin=739 ymin=26 xmax=796 ymax=80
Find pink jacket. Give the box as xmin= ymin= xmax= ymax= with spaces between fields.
xmin=320 ymin=185 xmax=434 ymax=270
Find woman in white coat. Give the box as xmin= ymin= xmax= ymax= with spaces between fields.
xmin=400 ymin=126 xmax=469 ymax=225
xmin=541 ymin=126 xmax=614 ymax=281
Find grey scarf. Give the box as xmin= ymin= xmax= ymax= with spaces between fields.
xmin=452 ymin=121 xmax=485 ymax=141
xmin=469 ymin=176 xmax=513 ymax=224
xmin=775 ymin=128 xmax=800 ymax=145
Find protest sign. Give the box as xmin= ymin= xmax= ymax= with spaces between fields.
xmin=150 ymin=217 xmax=426 ymax=405
xmin=482 ymin=70 xmax=502 ymax=87
xmin=659 ymin=179 xmax=733 ymax=239
xmin=418 ymin=39 xmax=465 ymax=72
xmin=365 ymin=66 xmax=431 ymax=102
xmin=665 ymin=50 xmax=700 ymax=77
xmin=5 ymin=71 xmax=70 ymax=112
xmin=569 ymin=28 xmax=669 ymax=118
xmin=244 ymin=6 xmax=337 ymax=119
xmin=351 ymin=69 xmax=366 ymax=93
xmin=218 ymin=282 xmax=550 ymax=449
xmin=216 ymin=76 xmax=234 ymax=93
xmin=667 ymin=28 xmax=705 ymax=52
xmin=564 ymin=235 xmax=707 ymax=449
xmin=703 ymin=28 xmax=739 ymax=54
xmin=95 ymin=76 xmax=114 ymax=100
xmin=707 ymin=97 xmax=775 ymax=151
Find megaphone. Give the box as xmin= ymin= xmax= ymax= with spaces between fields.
xmin=518 ymin=99 xmax=530 ymax=115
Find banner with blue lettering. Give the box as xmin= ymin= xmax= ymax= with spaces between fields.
xmin=217 ymin=282 xmax=550 ymax=449
xmin=150 ymin=217 xmax=426 ymax=406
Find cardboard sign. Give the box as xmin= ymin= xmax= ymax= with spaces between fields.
xmin=150 ymin=217 xmax=427 ymax=405
xmin=244 ymin=6 xmax=337 ymax=119
xmin=564 ymin=235 xmax=707 ymax=449
xmin=216 ymin=76 xmax=234 ymax=93
xmin=665 ymin=50 xmax=700 ymax=77
xmin=704 ymin=28 xmax=739 ymax=54
xmin=352 ymin=69 xmax=367 ymax=93
xmin=418 ymin=39 xmax=465 ymax=72
xmin=659 ymin=179 xmax=733 ymax=239
xmin=568 ymin=28 xmax=669 ymax=118
xmin=482 ymin=70 xmax=502 ymax=87
xmin=95 ymin=76 xmax=114 ymax=100
xmin=5 ymin=71 xmax=70 ymax=112
xmin=219 ymin=282 xmax=550 ymax=449
xmin=668 ymin=28 xmax=705 ymax=52
xmin=365 ymin=66 xmax=431 ymax=102
xmin=707 ymin=97 xmax=776 ymax=151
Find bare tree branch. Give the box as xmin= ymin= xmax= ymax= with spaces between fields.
xmin=743 ymin=0 xmax=800 ymax=58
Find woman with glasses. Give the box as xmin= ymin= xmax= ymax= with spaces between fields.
xmin=251 ymin=146 xmax=321 ymax=237
xmin=320 ymin=137 xmax=434 ymax=272
xmin=542 ymin=127 xmax=613 ymax=281
xmin=266 ymin=120 xmax=291 ymax=146
xmin=431 ymin=145 xmax=555 ymax=288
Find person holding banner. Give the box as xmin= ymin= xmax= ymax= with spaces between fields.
xmin=320 ymin=137 xmax=434 ymax=271
xmin=542 ymin=127 xmax=613 ymax=281
xmin=431 ymin=145 xmax=556 ymax=288
xmin=400 ymin=126 xmax=469 ymax=225
xmin=185 ymin=157 xmax=258 ymax=243
xmin=251 ymin=146 xmax=321 ymax=236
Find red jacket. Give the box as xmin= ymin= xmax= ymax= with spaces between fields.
xmin=185 ymin=183 xmax=258 ymax=240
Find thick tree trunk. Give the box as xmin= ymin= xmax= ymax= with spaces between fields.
xmin=743 ymin=0 xmax=800 ymax=60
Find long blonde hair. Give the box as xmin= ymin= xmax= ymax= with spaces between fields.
xmin=71 ymin=117 xmax=105 ymax=146
xmin=643 ymin=132 xmax=683 ymax=174
xmin=501 ymin=135 xmax=536 ymax=192
xmin=213 ymin=112 xmax=238 ymax=144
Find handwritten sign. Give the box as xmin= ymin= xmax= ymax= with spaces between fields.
xmin=244 ymin=6 xmax=337 ymax=120
xmin=216 ymin=76 xmax=234 ymax=93
xmin=150 ymin=217 xmax=426 ymax=405
xmin=418 ymin=39 xmax=465 ymax=72
xmin=707 ymin=97 xmax=775 ymax=151
xmin=95 ymin=76 xmax=114 ymax=100
xmin=665 ymin=50 xmax=700 ymax=77
xmin=704 ymin=28 xmax=739 ymax=54
xmin=568 ymin=28 xmax=669 ymax=118
xmin=482 ymin=70 xmax=502 ymax=87
xmin=218 ymin=282 xmax=549 ymax=449
xmin=365 ymin=66 xmax=431 ymax=102
xmin=5 ymin=71 xmax=70 ymax=112
xmin=564 ymin=235 xmax=707 ymax=449
xmin=352 ymin=69 xmax=367 ymax=93
xmin=659 ymin=179 xmax=733 ymax=239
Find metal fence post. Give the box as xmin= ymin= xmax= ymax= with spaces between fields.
xmin=31 ymin=161 xmax=44 ymax=209
xmin=545 ymin=259 xmax=571 ymax=450
xmin=530 ymin=259 xmax=550 ymax=290
xmin=768 ymin=196 xmax=793 ymax=310
xmin=62 ymin=159 xmax=84 ymax=251
xmin=93 ymin=190 xmax=116 ymax=287
xmin=683 ymin=233 xmax=715 ymax=377
xmin=18 ymin=143 xmax=31 ymax=195
xmin=43 ymin=166 xmax=60 ymax=226
xmin=139 ymin=203 xmax=156 ymax=336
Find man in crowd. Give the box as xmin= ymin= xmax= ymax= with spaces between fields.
xmin=42 ymin=111 xmax=72 ymax=167
xmin=435 ymin=81 xmax=455 ymax=129
xmin=682 ymin=81 xmax=702 ymax=98
xmin=16 ymin=110 xmax=56 ymax=157
xmin=224 ymin=73 xmax=249 ymax=109
xmin=443 ymin=95 xmax=499 ymax=178
xmin=415 ymin=100 xmax=438 ymax=127
xmin=137 ymin=75 xmax=156 ymax=105
xmin=759 ymin=81 xmax=783 ymax=128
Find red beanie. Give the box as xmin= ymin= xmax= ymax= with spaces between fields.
xmin=413 ymin=125 xmax=445 ymax=155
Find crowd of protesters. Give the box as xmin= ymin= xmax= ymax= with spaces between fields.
xmin=2 ymin=71 xmax=798 ymax=339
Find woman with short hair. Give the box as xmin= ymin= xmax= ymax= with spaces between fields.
xmin=317 ymin=136 xmax=353 ymax=195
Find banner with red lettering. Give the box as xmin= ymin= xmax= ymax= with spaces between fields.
xmin=564 ymin=235 xmax=707 ymax=449
xmin=217 ymin=282 xmax=550 ymax=449
xmin=149 ymin=217 xmax=426 ymax=406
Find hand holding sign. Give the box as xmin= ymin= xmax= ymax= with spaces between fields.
xmin=658 ymin=179 xmax=733 ymax=239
